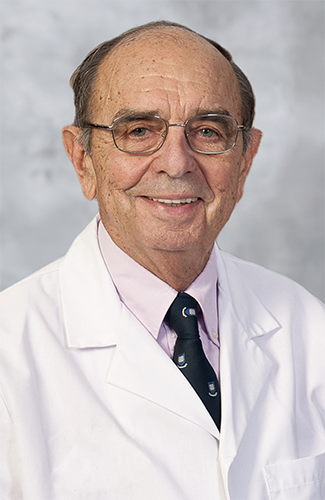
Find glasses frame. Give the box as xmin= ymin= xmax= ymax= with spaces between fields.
xmin=83 ymin=113 xmax=246 ymax=155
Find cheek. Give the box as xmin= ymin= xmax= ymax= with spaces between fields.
xmin=92 ymin=145 xmax=149 ymax=194
xmin=203 ymin=157 xmax=243 ymax=235
xmin=91 ymin=149 xmax=151 ymax=232
xmin=207 ymin=157 xmax=242 ymax=206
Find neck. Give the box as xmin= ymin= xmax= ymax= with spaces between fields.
xmin=114 ymin=241 xmax=213 ymax=291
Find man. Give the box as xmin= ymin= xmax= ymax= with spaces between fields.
xmin=0 ymin=21 xmax=324 ymax=500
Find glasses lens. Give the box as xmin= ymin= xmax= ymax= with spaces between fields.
xmin=186 ymin=115 xmax=238 ymax=153
xmin=112 ymin=115 xmax=166 ymax=153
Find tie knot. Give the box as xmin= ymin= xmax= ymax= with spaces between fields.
xmin=165 ymin=292 xmax=199 ymax=339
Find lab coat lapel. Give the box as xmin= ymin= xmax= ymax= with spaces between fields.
xmin=61 ymin=218 xmax=281 ymax=453
xmin=215 ymin=249 xmax=281 ymax=490
xmin=105 ymin=304 xmax=220 ymax=438
xmin=60 ymin=218 xmax=219 ymax=438
xmin=60 ymin=217 xmax=124 ymax=348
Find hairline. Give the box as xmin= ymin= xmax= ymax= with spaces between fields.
xmin=72 ymin=22 xmax=254 ymax=153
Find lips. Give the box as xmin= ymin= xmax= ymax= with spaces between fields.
xmin=145 ymin=197 xmax=199 ymax=207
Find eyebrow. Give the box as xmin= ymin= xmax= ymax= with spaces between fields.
xmin=190 ymin=107 xmax=231 ymax=118
xmin=111 ymin=107 xmax=232 ymax=122
xmin=112 ymin=108 xmax=162 ymax=121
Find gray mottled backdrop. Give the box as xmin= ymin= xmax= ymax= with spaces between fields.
xmin=1 ymin=0 xmax=324 ymax=301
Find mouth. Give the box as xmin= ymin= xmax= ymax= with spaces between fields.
xmin=144 ymin=197 xmax=199 ymax=207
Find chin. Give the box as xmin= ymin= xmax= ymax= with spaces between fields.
xmin=147 ymin=231 xmax=208 ymax=253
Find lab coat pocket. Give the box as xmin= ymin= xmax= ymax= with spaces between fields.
xmin=264 ymin=452 xmax=325 ymax=500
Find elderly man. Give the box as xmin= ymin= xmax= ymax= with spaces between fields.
xmin=0 ymin=21 xmax=324 ymax=500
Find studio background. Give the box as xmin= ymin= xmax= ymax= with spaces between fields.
xmin=1 ymin=0 xmax=324 ymax=301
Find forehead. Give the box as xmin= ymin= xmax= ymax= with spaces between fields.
xmin=93 ymin=29 xmax=241 ymax=120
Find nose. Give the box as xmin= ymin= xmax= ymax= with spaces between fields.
xmin=152 ymin=124 xmax=197 ymax=178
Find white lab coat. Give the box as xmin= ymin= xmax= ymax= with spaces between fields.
xmin=0 ymin=217 xmax=324 ymax=500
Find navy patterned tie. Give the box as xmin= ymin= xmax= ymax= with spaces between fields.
xmin=165 ymin=292 xmax=221 ymax=430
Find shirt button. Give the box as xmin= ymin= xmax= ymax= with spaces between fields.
xmin=211 ymin=329 xmax=218 ymax=339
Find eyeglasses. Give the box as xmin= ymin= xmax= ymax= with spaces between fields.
xmin=83 ymin=113 xmax=246 ymax=155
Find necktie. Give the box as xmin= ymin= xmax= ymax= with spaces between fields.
xmin=165 ymin=292 xmax=221 ymax=430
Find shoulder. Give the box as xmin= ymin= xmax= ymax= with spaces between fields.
xmin=0 ymin=258 xmax=62 ymax=332
xmin=218 ymin=248 xmax=325 ymax=321
xmin=0 ymin=216 xmax=103 ymax=340
xmin=0 ymin=258 xmax=61 ymax=300
xmin=0 ymin=217 xmax=99 ymax=315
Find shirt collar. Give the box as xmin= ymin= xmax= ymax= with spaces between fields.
xmin=186 ymin=250 xmax=219 ymax=342
xmin=98 ymin=220 xmax=218 ymax=340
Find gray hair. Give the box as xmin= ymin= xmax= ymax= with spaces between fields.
xmin=70 ymin=21 xmax=255 ymax=154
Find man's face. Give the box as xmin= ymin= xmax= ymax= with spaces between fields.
xmin=66 ymin=30 xmax=260 ymax=268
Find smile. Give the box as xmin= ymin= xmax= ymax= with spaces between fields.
xmin=145 ymin=197 xmax=199 ymax=206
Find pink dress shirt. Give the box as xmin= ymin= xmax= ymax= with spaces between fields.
xmin=98 ymin=220 xmax=220 ymax=377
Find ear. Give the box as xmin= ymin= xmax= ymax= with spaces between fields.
xmin=62 ymin=125 xmax=97 ymax=200
xmin=236 ymin=128 xmax=262 ymax=203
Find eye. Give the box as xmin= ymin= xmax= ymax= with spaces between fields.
xmin=125 ymin=120 xmax=161 ymax=140
xmin=112 ymin=115 xmax=165 ymax=153
xmin=198 ymin=127 xmax=219 ymax=138
xmin=129 ymin=126 xmax=150 ymax=138
xmin=193 ymin=125 xmax=224 ymax=142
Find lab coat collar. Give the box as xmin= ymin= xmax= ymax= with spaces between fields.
xmin=215 ymin=247 xmax=281 ymax=340
xmin=60 ymin=217 xmax=280 ymax=349
xmin=59 ymin=217 xmax=281 ymax=443
xmin=60 ymin=216 xmax=122 ymax=348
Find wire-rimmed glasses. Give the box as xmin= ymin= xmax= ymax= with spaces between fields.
xmin=83 ymin=113 xmax=246 ymax=155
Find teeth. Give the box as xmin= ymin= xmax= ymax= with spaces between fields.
xmin=148 ymin=197 xmax=198 ymax=206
